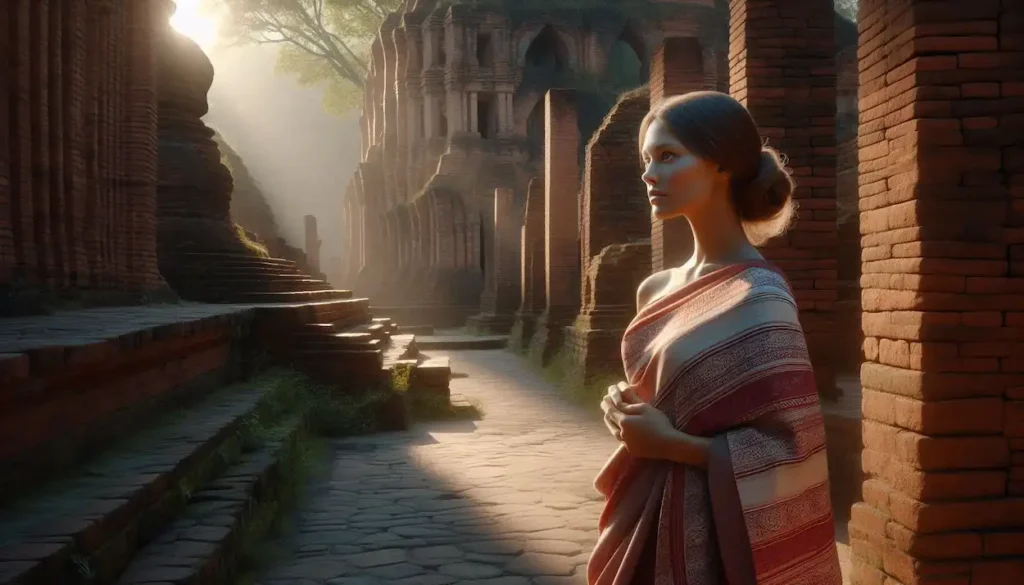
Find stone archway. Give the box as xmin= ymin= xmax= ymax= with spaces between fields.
xmin=604 ymin=21 xmax=648 ymax=89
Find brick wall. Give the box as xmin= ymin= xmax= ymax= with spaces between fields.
xmin=850 ymin=2 xmax=1024 ymax=585
xmin=581 ymin=86 xmax=651 ymax=295
xmin=0 ymin=0 xmax=166 ymax=305
xmin=649 ymin=37 xmax=709 ymax=272
xmin=520 ymin=177 xmax=546 ymax=314
xmin=729 ymin=0 xmax=838 ymax=392
xmin=544 ymin=89 xmax=580 ymax=314
xmin=478 ymin=188 xmax=519 ymax=316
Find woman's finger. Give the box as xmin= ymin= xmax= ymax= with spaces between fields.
xmin=621 ymin=385 xmax=641 ymax=404
xmin=606 ymin=405 xmax=626 ymax=426
xmin=608 ymin=387 xmax=624 ymax=410
xmin=603 ymin=412 xmax=621 ymax=437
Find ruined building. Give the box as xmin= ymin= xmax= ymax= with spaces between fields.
xmin=339 ymin=0 xmax=729 ymax=328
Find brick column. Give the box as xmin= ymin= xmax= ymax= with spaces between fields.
xmin=0 ymin=1 xmax=13 ymax=284
xmin=649 ymin=37 xmax=707 ymax=272
xmin=122 ymin=0 xmax=168 ymax=293
xmin=64 ymin=0 xmax=89 ymax=287
xmin=32 ymin=0 xmax=56 ymax=286
xmin=468 ymin=188 xmax=519 ymax=334
xmin=528 ymin=89 xmax=580 ymax=365
xmin=729 ymin=0 xmax=838 ymax=396
xmin=850 ymin=2 xmax=1024 ymax=585
xmin=510 ymin=177 xmax=546 ymax=350
xmin=304 ymin=214 xmax=321 ymax=274
xmin=564 ymin=87 xmax=653 ymax=387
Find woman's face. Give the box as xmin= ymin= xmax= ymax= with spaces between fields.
xmin=640 ymin=118 xmax=722 ymax=221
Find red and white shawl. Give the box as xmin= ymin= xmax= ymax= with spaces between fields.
xmin=587 ymin=261 xmax=842 ymax=585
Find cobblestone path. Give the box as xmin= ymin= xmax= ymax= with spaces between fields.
xmin=253 ymin=349 xmax=612 ymax=585
xmin=251 ymin=349 xmax=850 ymax=585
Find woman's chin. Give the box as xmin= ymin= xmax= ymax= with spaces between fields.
xmin=650 ymin=205 xmax=682 ymax=222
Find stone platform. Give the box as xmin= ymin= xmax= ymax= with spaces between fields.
xmin=0 ymin=303 xmax=255 ymax=505
xmin=0 ymin=298 xmax=456 ymax=585
xmin=416 ymin=330 xmax=509 ymax=351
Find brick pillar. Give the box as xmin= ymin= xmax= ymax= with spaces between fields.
xmin=729 ymin=0 xmax=838 ymax=396
xmin=649 ymin=37 xmax=706 ymax=272
xmin=564 ymin=87 xmax=653 ymax=388
xmin=110 ymin=0 xmax=127 ymax=288
xmin=122 ymin=0 xmax=167 ymax=293
xmin=510 ymin=177 xmax=546 ymax=350
xmin=850 ymin=2 xmax=1024 ymax=585
xmin=9 ymin=0 xmax=36 ymax=290
xmin=64 ymin=0 xmax=89 ymax=287
xmin=0 ymin=1 xmax=13 ymax=284
xmin=304 ymin=214 xmax=321 ymax=274
xmin=48 ymin=0 xmax=68 ymax=288
xmin=31 ymin=0 xmax=56 ymax=286
xmin=468 ymin=188 xmax=519 ymax=334
xmin=528 ymin=89 xmax=580 ymax=365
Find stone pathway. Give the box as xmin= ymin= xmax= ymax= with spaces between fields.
xmin=251 ymin=349 xmax=851 ymax=585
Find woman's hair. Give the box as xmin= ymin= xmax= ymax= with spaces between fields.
xmin=638 ymin=91 xmax=797 ymax=246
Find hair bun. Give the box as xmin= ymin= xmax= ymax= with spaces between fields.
xmin=736 ymin=147 xmax=795 ymax=223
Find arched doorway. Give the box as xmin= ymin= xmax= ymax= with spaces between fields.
xmin=604 ymin=24 xmax=647 ymax=91
xmin=523 ymin=24 xmax=571 ymax=87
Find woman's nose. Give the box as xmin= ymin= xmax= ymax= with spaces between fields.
xmin=642 ymin=167 xmax=657 ymax=186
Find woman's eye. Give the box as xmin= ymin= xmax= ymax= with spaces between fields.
xmin=660 ymin=152 xmax=676 ymax=162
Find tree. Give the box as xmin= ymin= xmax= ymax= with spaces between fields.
xmin=211 ymin=0 xmax=403 ymax=113
xmin=834 ymin=0 xmax=857 ymax=21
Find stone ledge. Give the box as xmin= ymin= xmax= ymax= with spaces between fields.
xmin=0 ymin=303 xmax=253 ymax=382
xmin=113 ymin=413 xmax=308 ymax=585
xmin=0 ymin=382 xmax=273 ymax=585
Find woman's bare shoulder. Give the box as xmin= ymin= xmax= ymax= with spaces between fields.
xmin=636 ymin=269 xmax=674 ymax=311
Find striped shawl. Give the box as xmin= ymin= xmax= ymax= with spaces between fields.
xmin=587 ymin=261 xmax=842 ymax=585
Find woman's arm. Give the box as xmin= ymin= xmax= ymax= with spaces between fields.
xmin=657 ymin=427 xmax=711 ymax=469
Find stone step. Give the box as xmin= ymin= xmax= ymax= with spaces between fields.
xmin=371 ymin=317 xmax=398 ymax=335
xmin=171 ymin=278 xmax=335 ymax=294
xmin=293 ymin=349 xmax=385 ymax=389
xmin=225 ymin=290 xmax=353 ymax=304
xmin=411 ymin=356 xmax=452 ymax=398
xmin=173 ymin=253 xmax=298 ymax=268
xmin=113 ymin=413 xmax=308 ymax=585
xmin=162 ymin=264 xmax=305 ymax=277
xmin=398 ymin=324 xmax=435 ymax=336
xmin=0 ymin=379 xmax=288 ymax=585
xmin=415 ymin=334 xmax=508 ymax=351
xmin=382 ymin=334 xmax=418 ymax=370
xmin=349 ymin=322 xmax=387 ymax=341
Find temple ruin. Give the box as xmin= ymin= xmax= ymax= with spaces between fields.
xmin=339 ymin=0 xmax=730 ymax=330
xmin=1 ymin=0 xmax=1023 ymax=584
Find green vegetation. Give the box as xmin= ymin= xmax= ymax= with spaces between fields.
xmin=229 ymin=365 xmax=477 ymax=583
xmin=537 ymin=345 xmax=621 ymax=417
xmin=234 ymin=223 xmax=272 ymax=258
xmin=209 ymin=0 xmax=403 ymax=114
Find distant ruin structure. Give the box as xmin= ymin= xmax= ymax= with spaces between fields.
xmin=339 ymin=0 xmax=729 ymax=328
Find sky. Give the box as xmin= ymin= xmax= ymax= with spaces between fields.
xmin=170 ymin=0 xmax=361 ymax=270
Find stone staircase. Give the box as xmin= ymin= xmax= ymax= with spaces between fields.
xmin=0 ymin=377 xmax=307 ymax=585
xmin=0 ymin=299 xmax=456 ymax=585
xmin=159 ymin=252 xmax=350 ymax=304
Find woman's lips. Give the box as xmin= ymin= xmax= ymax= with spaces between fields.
xmin=648 ymin=190 xmax=668 ymax=200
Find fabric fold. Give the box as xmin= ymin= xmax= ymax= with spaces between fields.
xmin=587 ymin=261 xmax=842 ymax=585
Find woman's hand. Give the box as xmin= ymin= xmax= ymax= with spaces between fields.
xmin=600 ymin=382 xmax=710 ymax=466
xmin=601 ymin=382 xmax=638 ymax=440
xmin=615 ymin=401 xmax=680 ymax=459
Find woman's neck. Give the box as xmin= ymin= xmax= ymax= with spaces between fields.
xmin=683 ymin=194 xmax=760 ymax=270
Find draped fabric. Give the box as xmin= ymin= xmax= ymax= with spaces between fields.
xmin=587 ymin=261 xmax=842 ymax=585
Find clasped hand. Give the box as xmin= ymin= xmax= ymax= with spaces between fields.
xmin=600 ymin=381 xmax=678 ymax=460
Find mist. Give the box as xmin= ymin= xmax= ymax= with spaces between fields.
xmin=201 ymin=42 xmax=361 ymax=276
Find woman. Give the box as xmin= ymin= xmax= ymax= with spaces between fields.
xmin=588 ymin=91 xmax=842 ymax=585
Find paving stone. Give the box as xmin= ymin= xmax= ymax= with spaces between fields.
xmin=239 ymin=351 xmax=849 ymax=584
xmin=438 ymin=561 xmax=505 ymax=579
